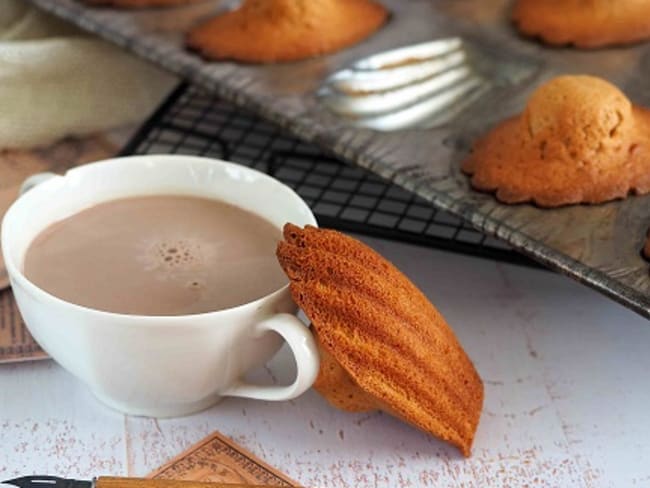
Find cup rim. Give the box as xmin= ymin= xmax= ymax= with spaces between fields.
xmin=1 ymin=154 xmax=317 ymax=322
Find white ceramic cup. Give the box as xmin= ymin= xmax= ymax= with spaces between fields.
xmin=1 ymin=155 xmax=320 ymax=417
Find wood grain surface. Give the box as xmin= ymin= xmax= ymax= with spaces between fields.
xmin=1 ymin=241 xmax=649 ymax=486
xmin=2 ymin=4 xmax=649 ymax=483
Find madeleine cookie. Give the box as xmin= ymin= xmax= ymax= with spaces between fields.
xmin=513 ymin=0 xmax=650 ymax=48
xmin=276 ymin=224 xmax=484 ymax=456
xmin=186 ymin=0 xmax=388 ymax=63
xmin=462 ymin=75 xmax=650 ymax=207
xmin=312 ymin=330 xmax=378 ymax=412
xmin=85 ymin=0 xmax=199 ymax=7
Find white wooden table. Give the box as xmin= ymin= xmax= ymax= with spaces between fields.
xmin=1 ymin=235 xmax=648 ymax=487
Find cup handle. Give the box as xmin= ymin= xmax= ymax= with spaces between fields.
xmin=223 ymin=313 xmax=320 ymax=401
xmin=20 ymin=172 xmax=59 ymax=195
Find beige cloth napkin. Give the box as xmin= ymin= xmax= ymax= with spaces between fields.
xmin=0 ymin=1 xmax=177 ymax=149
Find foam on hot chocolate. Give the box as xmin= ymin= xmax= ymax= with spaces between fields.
xmin=23 ymin=195 xmax=287 ymax=315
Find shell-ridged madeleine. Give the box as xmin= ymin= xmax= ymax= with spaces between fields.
xmin=463 ymin=75 xmax=650 ymax=207
xmin=186 ymin=0 xmax=388 ymax=63
xmin=276 ymin=224 xmax=484 ymax=457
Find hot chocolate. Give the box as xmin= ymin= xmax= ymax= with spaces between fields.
xmin=23 ymin=195 xmax=286 ymax=315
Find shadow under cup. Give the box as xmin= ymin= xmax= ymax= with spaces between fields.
xmin=1 ymin=155 xmax=319 ymax=417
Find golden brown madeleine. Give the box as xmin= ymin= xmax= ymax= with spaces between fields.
xmin=513 ymin=0 xmax=650 ymax=48
xmin=312 ymin=329 xmax=378 ymax=412
xmin=277 ymin=224 xmax=484 ymax=457
xmin=85 ymin=0 xmax=200 ymax=7
xmin=186 ymin=0 xmax=388 ymax=63
xmin=463 ymin=75 xmax=650 ymax=207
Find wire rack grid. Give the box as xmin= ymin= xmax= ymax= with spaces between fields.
xmin=121 ymin=83 xmax=537 ymax=268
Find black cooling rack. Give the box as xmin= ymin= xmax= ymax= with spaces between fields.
xmin=121 ymin=83 xmax=536 ymax=267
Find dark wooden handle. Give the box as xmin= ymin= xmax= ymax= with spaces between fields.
xmin=96 ymin=477 xmax=282 ymax=488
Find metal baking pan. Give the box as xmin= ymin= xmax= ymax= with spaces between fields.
xmin=29 ymin=0 xmax=650 ymax=318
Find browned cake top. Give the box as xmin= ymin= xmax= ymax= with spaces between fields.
xmin=462 ymin=75 xmax=650 ymax=207
xmin=513 ymin=0 xmax=650 ymax=48
xmin=523 ymin=76 xmax=634 ymax=158
xmin=186 ymin=0 xmax=388 ymax=63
